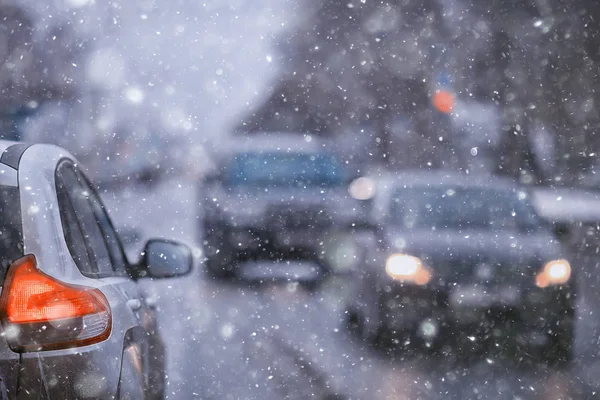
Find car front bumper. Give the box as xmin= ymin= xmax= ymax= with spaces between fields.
xmin=378 ymin=281 xmax=574 ymax=343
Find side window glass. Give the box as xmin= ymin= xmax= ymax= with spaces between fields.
xmin=56 ymin=162 xmax=112 ymax=277
xmin=78 ymin=172 xmax=128 ymax=274
xmin=56 ymin=165 xmax=95 ymax=275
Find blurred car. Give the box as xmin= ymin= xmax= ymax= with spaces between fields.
xmin=346 ymin=171 xmax=575 ymax=364
xmin=200 ymin=132 xmax=371 ymax=279
xmin=531 ymin=185 xmax=600 ymax=250
xmin=0 ymin=141 xmax=193 ymax=399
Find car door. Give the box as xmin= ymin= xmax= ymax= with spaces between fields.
xmin=55 ymin=161 xmax=148 ymax=396
xmin=75 ymin=168 xmax=160 ymax=392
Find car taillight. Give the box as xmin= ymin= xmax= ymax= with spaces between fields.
xmin=0 ymin=255 xmax=111 ymax=352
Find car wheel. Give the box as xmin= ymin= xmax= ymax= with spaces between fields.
xmin=543 ymin=317 xmax=574 ymax=367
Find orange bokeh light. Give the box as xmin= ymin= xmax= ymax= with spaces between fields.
xmin=432 ymin=90 xmax=455 ymax=114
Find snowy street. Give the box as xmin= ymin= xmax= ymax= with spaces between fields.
xmin=2 ymin=0 xmax=600 ymax=398
xmin=104 ymin=179 xmax=600 ymax=399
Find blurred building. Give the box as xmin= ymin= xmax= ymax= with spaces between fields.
xmin=239 ymin=0 xmax=600 ymax=184
xmin=0 ymin=3 xmax=83 ymax=141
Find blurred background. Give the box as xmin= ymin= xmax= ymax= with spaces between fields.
xmin=2 ymin=0 xmax=600 ymax=188
xmin=4 ymin=1 xmax=600 ymax=398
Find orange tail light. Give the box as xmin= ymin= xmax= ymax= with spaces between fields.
xmin=0 ymin=255 xmax=112 ymax=352
xmin=432 ymin=90 xmax=455 ymax=114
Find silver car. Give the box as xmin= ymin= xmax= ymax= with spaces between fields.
xmin=0 ymin=141 xmax=192 ymax=399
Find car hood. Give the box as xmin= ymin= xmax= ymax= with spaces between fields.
xmin=383 ymin=228 xmax=562 ymax=265
xmin=209 ymin=185 xmax=366 ymax=221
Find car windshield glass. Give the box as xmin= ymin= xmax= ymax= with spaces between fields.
xmin=226 ymin=152 xmax=346 ymax=187
xmin=0 ymin=186 xmax=24 ymax=282
xmin=390 ymin=187 xmax=540 ymax=231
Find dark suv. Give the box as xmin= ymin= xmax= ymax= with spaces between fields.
xmin=201 ymin=134 xmax=368 ymax=278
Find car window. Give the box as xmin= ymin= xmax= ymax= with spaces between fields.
xmin=56 ymin=176 xmax=95 ymax=275
xmin=227 ymin=152 xmax=347 ymax=187
xmin=77 ymin=170 xmax=128 ymax=274
xmin=56 ymin=162 xmax=113 ymax=277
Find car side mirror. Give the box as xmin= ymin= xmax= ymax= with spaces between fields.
xmin=136 ymin=239 xmax=193 ymax=279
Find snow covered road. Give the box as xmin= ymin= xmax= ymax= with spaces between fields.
xmin=102 ymin=178 xmax=600 ymax=399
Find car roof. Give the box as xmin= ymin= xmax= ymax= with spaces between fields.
xmin=0 ymin=140 xmax=21 ymax=156
xmin=213 ymin=132 xmax=326 ymax=157
xmin=0 ymin=140 xmax=76 ymax=177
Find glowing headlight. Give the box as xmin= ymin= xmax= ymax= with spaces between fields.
xmin=535 ymin=259 xmax=571 ymax=288
xmin=385 ymin=254 xmax=431 ymax=285
xmin=386 ymin=254 xmax=419 ymax=276
xmin=348 ymin=177 xmax=375 ymax=200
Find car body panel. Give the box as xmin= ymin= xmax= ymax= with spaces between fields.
xmin=0 ymin=142 xmax=37 ymax=397
xmin=382 ymin=229 xmax=561 ymax=266
xmin=1 ymin=142 xmax=157 ymax=398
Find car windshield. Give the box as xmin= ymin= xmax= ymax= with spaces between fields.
xmin=389 ymin=187 xmax=540 ymax=231
xmin=226 ymin=152 xmax=346 ymax=187
xmin=0 ymin=186 xmax=24 ymax=282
